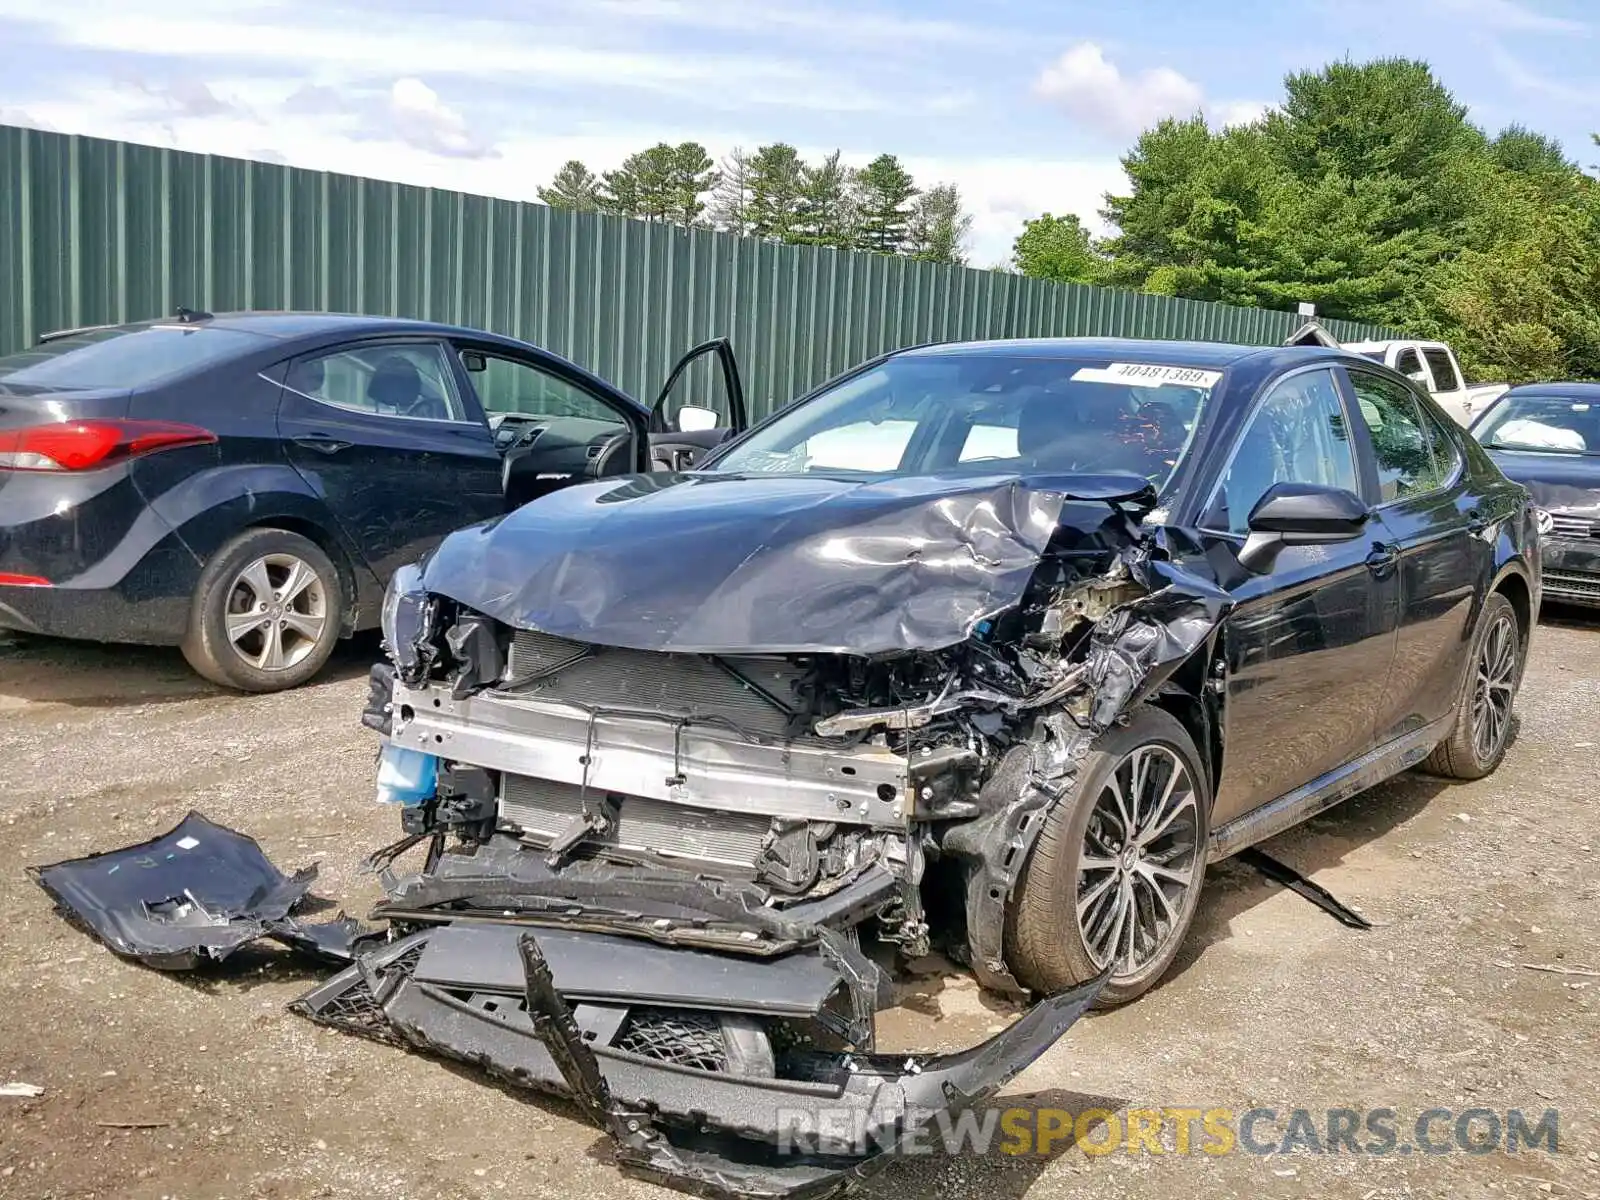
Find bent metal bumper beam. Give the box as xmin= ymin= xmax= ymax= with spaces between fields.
xmin=295 ymin=927 xmax=1107 ymax=1199
xmin=387 ymin=681 xmax=911 ymax=829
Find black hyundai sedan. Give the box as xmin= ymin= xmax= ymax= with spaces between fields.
xmin=0 ymin=311 xmax=744 ymax=690
xmin=1472 ymin=382 xmax=1600 ymax=608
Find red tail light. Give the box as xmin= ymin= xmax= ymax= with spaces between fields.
xmin=0 ymin=572 xmax=51 ymax=587
xmin=0 ymin=420 xmax=217 ymax=471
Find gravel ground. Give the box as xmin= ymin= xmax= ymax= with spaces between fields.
xmin=1 ymin=611 xmax=1597 ymax=1200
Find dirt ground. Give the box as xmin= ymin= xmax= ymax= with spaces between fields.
xmin=1 ymin=611 xmax=1598 ymax=1200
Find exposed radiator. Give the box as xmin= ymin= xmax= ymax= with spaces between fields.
xmin=504 ymin=630 xmax=807 ymax=739
xmin=499 ymin=773 xmax=772 ymax=871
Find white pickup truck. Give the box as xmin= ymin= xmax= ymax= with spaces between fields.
xmin=1342 ymin=339 xmax=1508 ymax=426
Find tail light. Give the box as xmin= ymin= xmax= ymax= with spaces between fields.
xmin=0 ymin=572 xmax=51 ymax=586
xmin=0 ymin=420 xmax=217 ymax=471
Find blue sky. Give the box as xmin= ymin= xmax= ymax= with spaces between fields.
xmin=0 ymin=0 xmax=1595 ymax=265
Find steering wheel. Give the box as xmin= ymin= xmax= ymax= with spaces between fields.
xmin=587 ymin=431 xmax=634 ymax=478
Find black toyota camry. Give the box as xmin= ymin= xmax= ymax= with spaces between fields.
xmin=0 ymin=311 xmax=745 ymax=690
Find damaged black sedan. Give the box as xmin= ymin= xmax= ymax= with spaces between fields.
xmin=356 ymin=337 xmax=1537 ymax=1190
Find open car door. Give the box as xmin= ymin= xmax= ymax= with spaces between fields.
xmin=647 ymin=338 xmax=748 ymax=471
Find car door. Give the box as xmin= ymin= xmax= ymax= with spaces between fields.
xmin=1341 ymin=367 xmax=1480 ymax=748
xmin=275 ymin=338 xmax=503 ymax=583
xmin=1420 ymin=346 xmax=1476 ymax=424
xmin=1202 ymin=366 xmax=1402 ymax=830
xmin=647 ymin=338 xmax=749 ymax=471
xmin=448 ymin=344 xmax=647 ymax=510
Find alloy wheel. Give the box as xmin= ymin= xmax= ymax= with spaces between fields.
xmin=1470 ymin=612 xmax=1518 ymax=765
xmin=223 ymin=553 xmax=328 ymax=672
xmin=1076 ymin=744 xmax=1202 ymax=981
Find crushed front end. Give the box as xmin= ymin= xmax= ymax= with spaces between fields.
xmin=350 ymin=472 xmax=1231 ymax=1195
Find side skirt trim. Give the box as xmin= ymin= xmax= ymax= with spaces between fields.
xmin=1208 ymin=715 xmax=1453 ymax=860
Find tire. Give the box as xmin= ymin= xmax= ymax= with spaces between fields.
xmin=1006 ymin=706 xmax=1209 ymax=1008
xmin=1421 ymin=592 xmax=1523 ymax=781
xmin=181 ymin=528 xmax=343 ymax=693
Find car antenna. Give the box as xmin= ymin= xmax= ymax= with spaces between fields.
xmin=174 ymin=305 xmax=214 ymax=324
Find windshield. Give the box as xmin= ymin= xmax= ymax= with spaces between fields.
xmin=710 ymin=353 xmax=1217 ymax=487
xmin=1475 ymin=394 xmax=1600 ymax=455
xmin=0 ymin=325 xmax=262 ymax=390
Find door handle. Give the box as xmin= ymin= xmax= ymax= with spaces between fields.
xmin=293 ymin=434 xmax=351 ymax=455
xmin=1466 ymin=508 xmax=1488 ymax=534
xmin=1365 ymin=542 xmax=1398 ymax=576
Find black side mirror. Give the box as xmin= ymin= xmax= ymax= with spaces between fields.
xmin=1239 ymin=482 xmax=1370 ymax=573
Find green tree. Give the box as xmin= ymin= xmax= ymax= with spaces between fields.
xmin=600 ymin=143 xmax=678 ymax=221
xmin=1012 ymin=213 xmax=1103 ymax=283
xmin=796 ymin=150 xmax=857 ymax=248
xmin=747 ymin=143 xmax=807 ymax=241
xmin=669 ymin=142 xmax=719 ymax=226
xmin=852 ymin=154 xmax=917 ymax=254
xmin=906 ymin=183 xmax=972 ymax=264
xmin=538 ymin=160 xmax=602 ymax=212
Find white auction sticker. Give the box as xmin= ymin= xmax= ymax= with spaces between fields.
xmin=1072 ymin=363 xmax=1223 ymax=389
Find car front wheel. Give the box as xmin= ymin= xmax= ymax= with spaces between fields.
xmin=1006 ymin=706 xmax=1210 ymax=1007
xmin=182 ymin=528 xmax=344 ymax=692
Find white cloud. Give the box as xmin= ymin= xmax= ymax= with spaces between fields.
xmin=388 ymin=78 xmax=496 ymax=159
xmin=1425 ymin=0 xmax=1587 ymax=33
xmin=1210 ymin=99 xmax=1272 ymax=129
xmin=900 ymin=155 xmax=1127 ymax=267
xmin=0 ymin=0 xmax=942 ymax=115
xmin=1034 ymin=42 xmax=1204 ymax=139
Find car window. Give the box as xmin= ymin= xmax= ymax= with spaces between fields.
xmin=711 ymin=355 xmax=1214 ymax=486
xmin=1394 ymin=348 xmax=1423 ymax=379
xmin=959 ymin=418 xmax=1019 ymax=461
xmin=1416 ymin=399 xmax=1463 ymax=482
xmin=285 ymin=342 xmax=465 ymax=421
xmin=1347 ymin=371 xmax=1449 ymax=502
xmin=1475 ymin=394 xmax=1600 ymax=455
xmin=1422 ymin=349 xmax=1460 ymax=393
xmin=0 ymin=325 xmax=263 ymax=388
xmin=1203 ymin=368 xmax=1358 ymax=534
xmin=463 ymin=353 xmax=621 ymax=424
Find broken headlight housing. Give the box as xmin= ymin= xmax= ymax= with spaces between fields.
xmin=381 ymin=562 xmax=435 ymax=685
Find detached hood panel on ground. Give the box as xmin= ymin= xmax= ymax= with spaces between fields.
xmin=420 ymin=469 xmax=1155 ymax=655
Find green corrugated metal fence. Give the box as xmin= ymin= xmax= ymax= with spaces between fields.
xmin=0 ymin=125 xmax=1399 ymax=419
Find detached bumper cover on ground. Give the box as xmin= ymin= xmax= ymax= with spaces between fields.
xmin=34 ymin=815 xmax=1107 ymax=1199
xmin=295 ymin=922 xmax=1106 ymax=1199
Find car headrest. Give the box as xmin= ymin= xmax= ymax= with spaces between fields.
xmin=368 ymin=356 xmax=421 ymax=411
xmin=1015 ymin=383 xmax=1135 ymax=460
xmin=286 ymin=356 xmax=325 ymax=396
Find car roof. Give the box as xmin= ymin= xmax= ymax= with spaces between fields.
xmin=1342 ymin=339 xmax=1446 ymax=353
xmin=1501 ymin=381 xmax=1600 ymax=399
xmin=172 ymin=311 xmax=494 ymax=340
xmin=892 ymin=336 xmax=1340 ymax=369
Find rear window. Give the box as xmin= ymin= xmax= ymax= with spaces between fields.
xmin=0 ymin=326 xmax=263 ymax=389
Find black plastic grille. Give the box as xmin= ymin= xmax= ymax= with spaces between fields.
xmin=504 ymin=631 xmax=805 ymax=737
xmin=613 ymin=1007 xmax=728 ymax=1072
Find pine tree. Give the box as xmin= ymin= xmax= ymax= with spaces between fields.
xmin=669 ymin=142 xmax=719 ymax=226
xmin=746 ymin=143 xmax=807 ymax=241
xmin=796 ymin=151 xmax=857 ymax=248
xmin=600 ymin=144 xmax=678 ymax=221
xmin=537 ymin=161 xmax=602 ymax=212
xmin=852 ymin=154 xmax=917 ymax=254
